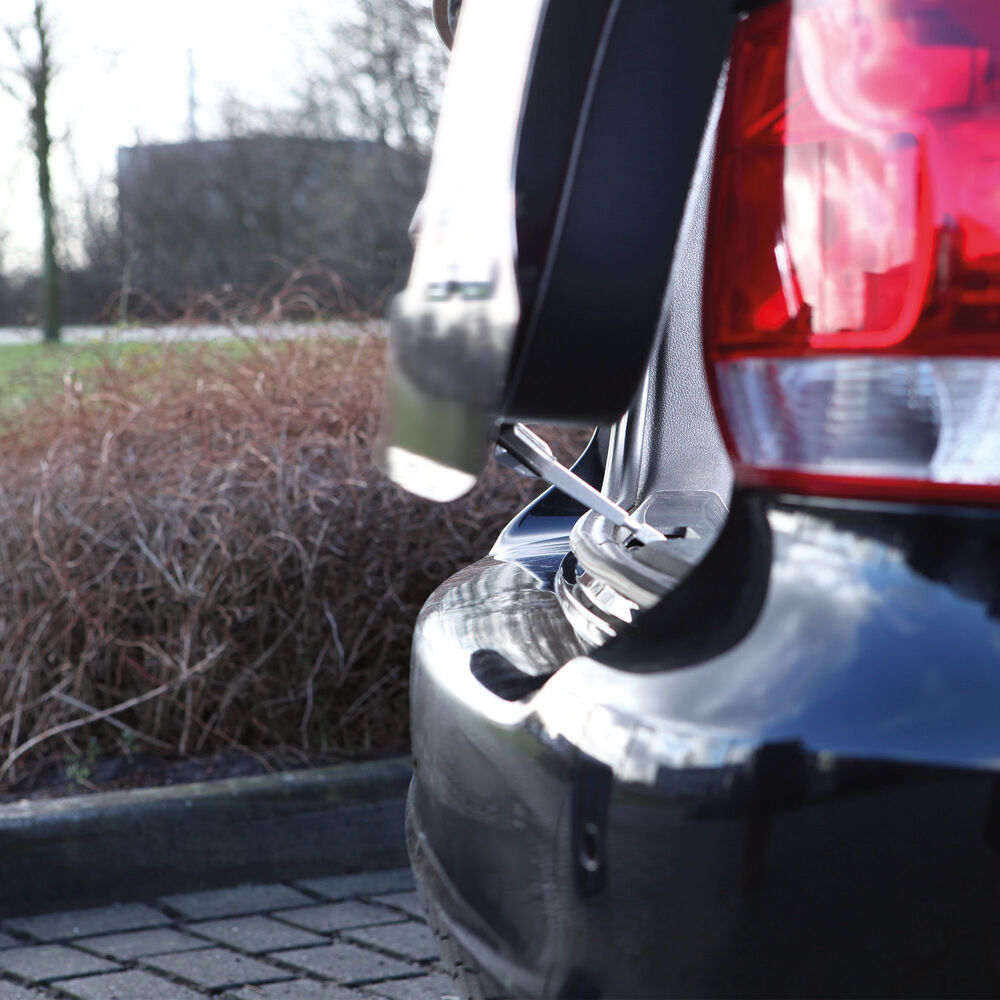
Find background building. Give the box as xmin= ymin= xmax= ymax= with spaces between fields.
xmin=116 ymin=135 xmax=427 ymax=315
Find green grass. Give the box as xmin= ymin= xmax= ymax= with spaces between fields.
xmin=0 ymin=338 xmax=253 ymax=414
xmin=0 ymin=341 xmax=132 ymax=380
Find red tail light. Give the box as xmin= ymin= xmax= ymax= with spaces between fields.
xmin=704 ymin=0 xmax=1000 ymax=503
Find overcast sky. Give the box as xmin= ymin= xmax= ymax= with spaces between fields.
xmin=0 ymin=0 xmax=353 ymax=271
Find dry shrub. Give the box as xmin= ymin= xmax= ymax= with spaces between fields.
xmin=0 ymin=332 xmax=587 ymax=789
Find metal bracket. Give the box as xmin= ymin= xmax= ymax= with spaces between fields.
xmin=496 ymin=423 xmax=665 ymax=547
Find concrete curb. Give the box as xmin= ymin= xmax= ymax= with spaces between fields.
xmin=0 ymin=757 xmax=412 ymax=918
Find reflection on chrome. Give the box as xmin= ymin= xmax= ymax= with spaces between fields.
xmin=531 ymin=661 xmax=757 ymax=786
xmin=534 ymin=505 xmax=995 ymax=772
xmin=412 ymin=500 xmax=1000 ymax=805
xmin=381 ymin=446 xmax=478 ymax=503
xmin=377 ymin=0 xmax=545 ymax=497
xmin=556 ymin=492 xmax=729 ymax=645
xmin=535 ymin=509 xmax=912 ymax=779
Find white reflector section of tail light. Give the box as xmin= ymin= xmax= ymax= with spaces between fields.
xmin=704 ymin=0 xmax=1000 ymax=504
xmin=716 ymin=357 xmax=1000 ymax=486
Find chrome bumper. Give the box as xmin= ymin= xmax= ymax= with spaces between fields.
xmin=408 ymin=496 xmax=1000 ymax=997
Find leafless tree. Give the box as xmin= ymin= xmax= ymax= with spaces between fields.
xmin=297 ymin=0 xmax=446 ymax=154
xmin=1 ymin=0 xmax=61 ymax=341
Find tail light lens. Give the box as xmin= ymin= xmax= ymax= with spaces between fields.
xmin=704 ymin=0 xmax=1000 ymax=503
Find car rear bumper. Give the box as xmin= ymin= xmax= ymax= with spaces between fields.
xmin=408 ymin=493 xmax=1000 ymax=998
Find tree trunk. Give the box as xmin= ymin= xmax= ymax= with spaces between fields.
xmin=31 ymin=0 xmax=60 ymax=343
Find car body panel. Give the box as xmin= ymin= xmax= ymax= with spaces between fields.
xmin=408 ymin=494 xmax=1000 ymax=997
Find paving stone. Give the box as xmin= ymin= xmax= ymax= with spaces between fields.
xmin=0 ymin=943 xmax=119 ymax=983
xmin=160 ymin=883 xmax=312 ymax=920
xmin=191 ymin=914 xmax=327 ymax=953
xmin=76 ymin=927 xmax=207 ymax=960
xmin=298 ymin=869 xmax=416 ymax=901
xmin=58 ymin=968 xmax=206 ymax=999
xmin=227 ymin=979 xmax=371 ymax=999
xmin=279 ymin=942 xmax=417 ymax=984
xmin=371 ymin=892 xmax=425 ymax=920
xmin=345 ymin=922 xmax=438 ymax=963
xmin=365 ymin=972 xmax=460 ymax=1000
xmin=4 ymin=903 xmax=169 ymax=941
xmin=276 ymin=901 xmax=404 ymax=934
xmin=0 ymin=982 xmax=53 ymax=1000
xmin=145 ymin=946 xmax=293 ymax=990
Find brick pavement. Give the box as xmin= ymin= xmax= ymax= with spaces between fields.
xmin=0 ymin=868 xmax=458 ymax=999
